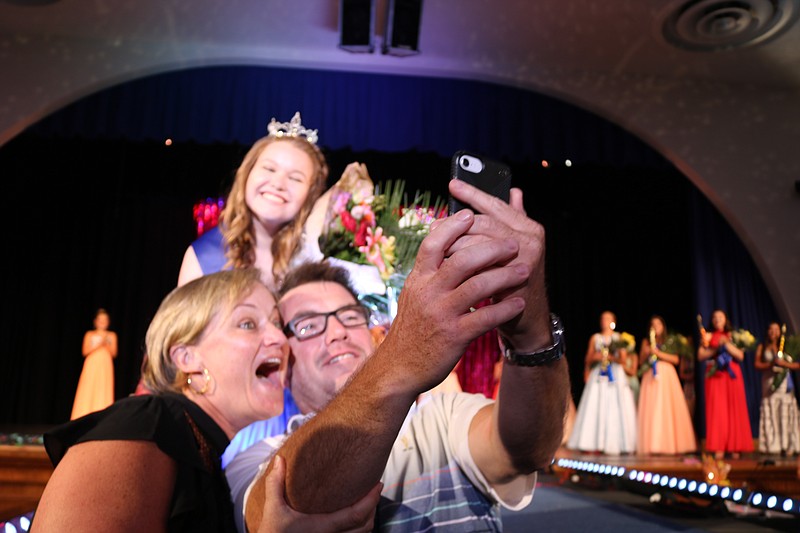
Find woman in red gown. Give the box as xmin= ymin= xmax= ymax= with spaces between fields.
xmin=698 ymin=309 xmax=753 ymax=459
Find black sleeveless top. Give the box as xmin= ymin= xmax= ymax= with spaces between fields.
xmin=44 ymin=393 xmax=235 ymax=532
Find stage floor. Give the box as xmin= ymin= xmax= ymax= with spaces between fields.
xmin=555 ymin=446 xmax=800 ymax=499
xmin=2 ymin=436 xmax=800 ymax=528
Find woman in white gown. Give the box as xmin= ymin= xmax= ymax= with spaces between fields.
xmin=568 ymin=310 xmax=637 ymax=455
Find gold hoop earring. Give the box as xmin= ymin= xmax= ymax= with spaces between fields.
xmin=187 ymin=368 xmax=212 ymax=395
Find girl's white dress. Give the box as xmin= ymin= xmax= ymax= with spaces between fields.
xmin=568 ymin=333 xmax=638 ymax=455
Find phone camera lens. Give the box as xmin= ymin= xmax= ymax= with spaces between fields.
xmin=460 ymin=156 xmax=470 ymax=168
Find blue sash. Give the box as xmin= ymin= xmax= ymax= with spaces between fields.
xmin=192 ymin=226 xmax=228 ymax=274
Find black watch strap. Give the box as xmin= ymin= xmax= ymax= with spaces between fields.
xmin=502 ymin=314 xmax=565 ymax=367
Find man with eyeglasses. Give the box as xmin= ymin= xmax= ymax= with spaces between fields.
xmin=227 ymin=179 xmax=570 ymax=532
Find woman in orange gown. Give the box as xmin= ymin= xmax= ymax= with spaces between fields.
xmin=637 ymin=316 xmax=697 ymax=455
xmin=698 ymin=309 xmax=753 ymax=459
xmin=70 ymin=309 xmax=117 ymax=420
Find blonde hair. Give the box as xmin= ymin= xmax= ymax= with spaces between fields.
xmin=220 ymin=136 xmax=328 ymax=285
xmin=142 ymin=269 xmax=265 ymax=394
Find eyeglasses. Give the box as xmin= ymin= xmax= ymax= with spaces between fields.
xmin=283 ymin=304 xmax=371 ymax=341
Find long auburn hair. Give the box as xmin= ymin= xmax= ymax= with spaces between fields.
xmin=220 ymin=135 xmax=328 ymax=284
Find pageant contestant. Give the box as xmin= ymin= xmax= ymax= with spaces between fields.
xmin=637 ymin=315 xmax=697 ymax=455
xmin=568 ymin=310 xmax=637 ymax=455
xmin=698 ymin=309 xmax=753 ymax=459
xmin=755 ymin=321 xmax=799 ymax=455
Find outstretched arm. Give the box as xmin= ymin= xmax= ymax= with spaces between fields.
xmin=246 ymin=191 xmax=530 ymax=520
xmin=446 ymin=180 xmax=569 ymax=491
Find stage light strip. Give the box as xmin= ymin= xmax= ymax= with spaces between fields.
xmin=555 ymin=458 xmax=800 ymax=516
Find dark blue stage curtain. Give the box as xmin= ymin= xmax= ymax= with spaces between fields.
xmin=15 ymin=65 xmax=780 ymax=436
xmin=30 ymin=65 xmax=666 ymax=168
xmin=690 ymin=188 xmax=780 ymax=439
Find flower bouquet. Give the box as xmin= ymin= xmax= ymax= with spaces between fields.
xmin=706 ymin=328 xmax=756 ymax=378
xmin=318 ymin=162 xmax=444 ymax=321
xmin=609 ymin=332 xmax=636 ymax=354
xmin=785 ymin=334 xmax=800 ymax=361
xmin=771 ymin=331 xmax=798 ymax=392
xmin=731 ymin=328 xmax=757 ymax=351
xmin=638 ymin=332 xmax=692 ymax=379
xmin=663 ymin=333 xmax=694 ymax=360
xmin=596 ymin=332 xmax=634 ymax=382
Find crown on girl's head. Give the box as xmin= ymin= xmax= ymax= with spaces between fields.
xmin=267 ymin=112 xmax=319 ymax=145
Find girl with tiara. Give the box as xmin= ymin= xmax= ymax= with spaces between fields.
xmin=175 ymin=112 xmax=329 ymax=465
xmin=178 ymin=112 xmax=329 ymax=291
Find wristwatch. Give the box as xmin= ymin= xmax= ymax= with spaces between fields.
xmin=501 ymin=314 xmax=565 ymax=367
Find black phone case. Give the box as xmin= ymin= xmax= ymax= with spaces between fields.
xmin=448 ymin=150 xmax=512 ymax=214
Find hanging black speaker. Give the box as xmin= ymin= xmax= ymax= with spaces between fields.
xmin=383 ymin=0 xmax=423 ymax=56
xmin=339 ymin=0 xmax=375 ymax=53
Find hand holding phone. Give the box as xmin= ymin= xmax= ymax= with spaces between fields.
xmin=448 ymin=150 xmax=512 ymax=215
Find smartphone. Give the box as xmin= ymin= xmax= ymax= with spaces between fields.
xmin=448 ymin=150 xmax=512 ymax=214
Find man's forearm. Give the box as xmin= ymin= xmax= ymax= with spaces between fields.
xmin=496 ymin=357 xmax=569 ymax=472
xmin=250 ymin=342 xmax=419 ymax=517
xmin=471 ymin=355 xmax=570 ymax=485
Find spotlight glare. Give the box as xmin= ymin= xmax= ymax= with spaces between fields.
xmin=752 ymin=493 xmax=763 ymax=506
xmin=720 ymin=487 xmax=730 ymax=498
xmin=767 ymin=495 xmax=777 ymax=509
xmin=565 ymin=159 xmax=572 ymax=167
xmin=733 ymin=489 xmax=743 ymax=501
xmin=669 ymin=477 xmax=678 ymax=488
xmin=6 ymin=523 xmax=18 ymax=533
xmin=644 ymin=472 xmax=652 ymax=483
xmin=541 ymin=160 xmax=549 ymax=168
xmin=637 ymin=471 xmax=645 ymax=482
xmin=629 ymin=470 xmax=638 ymax=480
xmin=678 ymin=479 xmax=687 ymax=490
xmin=611 ymin=466 xmax=618 ymax=476
xmin=698 ymin=482 xmax=707 ymax=495
xmin=617 ymin=467 xmax=625 ymax=477
xmin=783 ymin=499 xmax=794 ymax=512
xmin=660 ymin=476 xmax=669 ymax=487
xmin=708 ymin=485 xmax=719 ymax=497
xmin=20 ymin=516 xmax=31 ymax=529
xmin=687 ymin=480 xmax=697 ymax=493
xmin=652 ymin=474 xmax=661 ymax=485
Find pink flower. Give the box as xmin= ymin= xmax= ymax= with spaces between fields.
xmin=359 ymin=227 xmax=396 ymax=279
xmin=332 ymin=192 xmax=351 ymax=214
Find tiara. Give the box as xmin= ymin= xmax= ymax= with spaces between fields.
xmin=267 ymin=112 xmax=319 ymax=145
